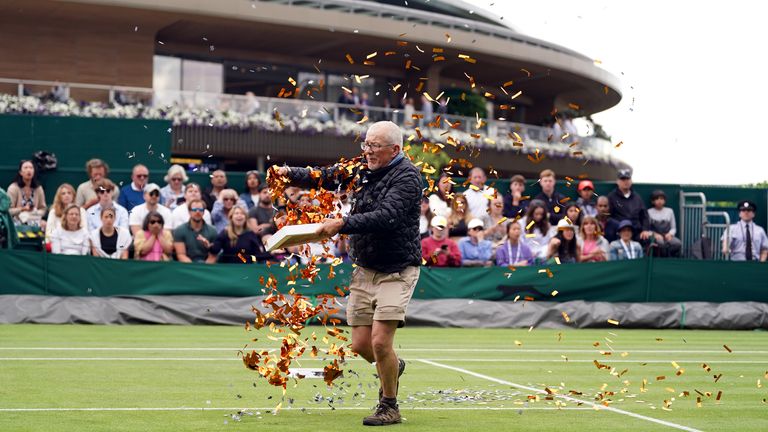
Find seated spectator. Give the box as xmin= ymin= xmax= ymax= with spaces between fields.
xmin=609 ymin=220 xmax=644 ymax=260
xmin=160 ymin=164 xmax=187 ymax=210
xmin=576 ymin=180 xmax=598 ymax=217
xmin=128 ymin=183 xmax=172 ymax=235
xmin=459 ymin=218 xmax=494 ymax=267
xmin=564 ymin=203 xmax=583 ymax=235
xmin=548 ymin=218 xmax=580 ymax=263
xmin=50 ymin=204 xmax=90 ymax=255
xmin=421 ymin=215 xmax=461 ymax=267
xmin=607 ymin=169 xmax=653 ymax=243
xmin=462 ymin=167 xmax=496 ymax=218
xmin=170 ymin=183 xmax=212 ymax=229
xmin=579 ymin=216 xmax=609 ymax=262
xmin=647 ymin=190 xmax=682 ymax=257
xmin=419 ymin=195 xmax=433 ymax=238
xmin=76 ymin=158 xmax=119 ymax=209
xmin=7 ymin=160 xmax=46 ymax=226
xmin=86 ymin=179 xmax=129 ymax=232
xmin=240 ymin=170 xmax=263 ymax=210
xmin=133 ymin=211 xmax=174 ymax=261
xmin=211 ymin=189 xmax=247 ymax=232
xmin=90 ymin=207 xmax=131 ymax=259
xmin=448 ymin=194 xmax=472 ymax=238
xmin=209 ymin=206 xmax=273 ymax=263
xmin=247 ymin=184 xmax=276 ymax=235
xmin=118 ymin=164 xmax=149 ymax=212
xmin=520 ymin=200 xmax=556 ymax=263
xmin=535 ymin=169 xmax=567 ymax=225
xmin=722 ymin=200 xmax=768 ymax=261
xmin=46 ymin=183 xmax=87 ymax=241
xmin=203 ymin=169 xmax=228 ymax=211
xmin=481 ymin=195 xmax=508 ymax=246
xmin=173 ymin=198 xmax=218 ymax=263
xmin=495 ymin=221 xmax=533 ymax=266
xmin=428 ymin=173 xmax=453 ymax=218
xmin=595 ymin=196 xmax=620 ymax=243
xmin=502 ymin=174 xmax=529 ymax=219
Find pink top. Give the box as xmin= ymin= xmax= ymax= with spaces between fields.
xmin=582 ymin=238 xmax=605 ymax=262
xmin=140 ymin=230 xmax=165 ymax=261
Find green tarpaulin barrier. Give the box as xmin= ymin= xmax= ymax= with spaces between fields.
xmin=1 ymin=249 xmax=766 ymax=302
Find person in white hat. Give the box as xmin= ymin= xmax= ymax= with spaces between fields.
xmin=420 ymin=215 xmax=461 ymax=267
xmin=458 ymin=218 xmax=494 ymax=267
xmin=547 ymin=218 xmax=581 ymax=263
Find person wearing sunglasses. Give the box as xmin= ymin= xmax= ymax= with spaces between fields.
xmin=211 ymin=188 xmax=247 ymax=232
xmin=273 ymin=121 xmax=421 ymax=426
xmin=173 ymin=198 xmax=217 ymax=263
xmin=160 ymin=165 xmax=188 ymax=210
xmin=458 ymin=218 xmax=494 ymax=267
xmin=118 ymin=164 xmax=149 ymax=212
xmin=134 ymin=211 xmax=174 ymax=261
xmin=128 ymin=183 xmax=172 ymax=236
xmin=85 ymin=179 xmax=129 ymax=232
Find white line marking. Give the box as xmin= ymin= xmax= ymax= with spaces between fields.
xmin=419 ymin=359 xmax=702 ymax=432
xmin=0 ymin=357 xmax=763 ymax=364
xmin=0 ymin=406 xmax=591 ymax=412
xmin=0 ymin=347 xmax=764 ymax=354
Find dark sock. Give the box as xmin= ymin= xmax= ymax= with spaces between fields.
xmin=381 ymin=397 xmax=397 ymax=407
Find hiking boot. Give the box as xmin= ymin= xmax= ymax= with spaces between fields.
xmin=378 ymin=358 xmax=406 ymax=401
xmin=362 ymin=402 xmax=401 ymax=426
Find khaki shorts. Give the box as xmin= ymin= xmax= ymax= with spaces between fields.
xmin=346 ymin=266 xmax=420 ymax=327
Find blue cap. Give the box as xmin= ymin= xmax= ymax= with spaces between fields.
xmin=617 ymin=219 xmax=634 ymax=232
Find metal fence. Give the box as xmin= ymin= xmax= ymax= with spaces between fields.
xmin=679 ymin=192 xmax=707 ymax=259
xmin=704 ymin=211 xmax=731 ymax=261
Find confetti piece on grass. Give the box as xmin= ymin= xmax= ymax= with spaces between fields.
xmin=607 ymin=319 xmax=620 ymax=326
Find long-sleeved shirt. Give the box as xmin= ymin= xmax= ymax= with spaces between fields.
xmin=607 ymin=188 xmax=650 ymax=235
xmin=50 ymin=228 xmax=90 ymax=255
xmin=458 ymin=237 xmax=493 ymax=262
xmin=421 ymin=236 xmax=461 ymax=267
xmin=609 ymin=239 xmax=644 ymax=260
xmin=495 ymin=240 xmax=534 ymax=266
xmin=535 ymin=191 xmax=568 ymax=225
xmin=647 ymin=207 xmax=677 ymax=236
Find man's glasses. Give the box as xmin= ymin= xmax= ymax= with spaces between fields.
xmin=149 ymin=220 xmax=162 ymax=225
xmin=360 ymin=141 xmax=391 ymax=151
xmin=190 ymin=207 xmax=205 ymax=212
xmin=136 ymin=174 xmax=148 ymax=178
xmin=148 ymin=190 xmax=160 ymax=197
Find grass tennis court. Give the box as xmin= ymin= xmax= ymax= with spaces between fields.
xmin=1 ymin=325 xmax=766 ymax=431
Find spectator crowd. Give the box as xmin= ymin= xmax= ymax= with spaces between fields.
xmin=4 ymin=158 xmax=767 ymax=265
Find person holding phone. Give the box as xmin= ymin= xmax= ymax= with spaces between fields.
xmin=421 ymin=215 xmax=462 ymax=267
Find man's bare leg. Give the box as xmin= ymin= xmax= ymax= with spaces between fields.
xmin=371 ymin=320 xmax=399 ymax=398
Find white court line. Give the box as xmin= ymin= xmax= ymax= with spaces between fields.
xmin=419 ymin=359 xmax=702 ymax=432
xmin=0 ymin=406 xmax=591 ymax=412
xmin=0 ymin=347 xmax=764 ymax=354
xmin=0 ymin=357 xmax=764 ymax=364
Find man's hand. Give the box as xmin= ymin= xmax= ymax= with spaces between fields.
xmin=196 ymin=234 xmax=211 ymax=249
xmin=315 ymin=218 xmax=344 ymax=239
xmin=639 ymin=230 xmax=652 ymax=240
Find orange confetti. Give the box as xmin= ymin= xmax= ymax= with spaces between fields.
xmin=345 ymin=53 xmax=354 ymax=64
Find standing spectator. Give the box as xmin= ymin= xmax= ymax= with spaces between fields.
xmin=90 ymin=207 xmax=131 ymax=259
xmin=576 ymin=180 xmax=598 ymax=217
xmin=418 ymin=196 xmax=433 ymax=238
xmin=7 ymin=160 xmax=46 ymax=226
xmin=86 ymin=179 xmax=129 ymax=232
xmin=46 ymin=183 xmax=87 ymax=241
xmin=118 ymin=164 xmax=149 ymax=212
xmin=495 ymin=221 xmax=533 ymax=266
xmin=647 ymin=190 xmax=682 ymax=257
xmin=128 ymin=183 xmax=172 ymax=235
xmin=458 ymin=218 xmax=493 ymax=266
xmin=203 ymin=170 xmax=228 ymax=211
xmin=421 ymin=215 xmax=461 ymax=267
xmin=247 ymin=184 xmax=276 ymax=235
xmin=403 ymin=97 xmax=415 ymax=126
xmin=520 ymin=200 xmax=556 ymax=263
xmin=502 ymin=174 xmax=528 ymax=219
xmin=447 ymin=194 xmax=472 ymax=238
xmin=240 ymin=170 xmax=262 ymax=210
xmin=209 ymin=206 xmax=272 ymax=263
xmin=133 ymin=211 xmax=174 ymax=261
xmin=160 ymin=164 xmax=188 ymax=210
xmin=170 ymin=183 xmax=212 ymax=229
xmin=428 ymin=173 xmax=453 ymax=218
xmin=173 ymin=198 xmax=217 ymax=263
xmin=212 ymin=189 xmax=248 ymax=232
xmin=360 ymin=92 xmax=371 ymax=118
xmin=50 ymin=204 xmax=89 ymax=255
xmin=535 ymin=169 xmax=567 ymax=225
xmin=420 ymin=94 xmax=433 ymax=125
xmin=595 ymin=196 xmax=620 ymax=242
xmin=76 ymin=159 xmax=119 ymax=209
xmin=463 ymin=167 xmax=496 ymax=218
xmin=481 ymin=195 xmax=508 ymax=245
xmin=609 ymin=220 xmax=644 ymax=261
xmin=722 ymin=200 xmax=768 ymax=261
xmin=547 ymin=218 xmax=580 ymax=263
xmin=606 ymin=169 xmax=653 ymax=242
xmin=579 ymin=216 xmax=609 ymax=262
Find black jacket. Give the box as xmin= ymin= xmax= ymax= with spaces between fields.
xmin=535 ymin=191 xmax=568 ymax=225
xmin=606 ymin=187 xmax=650 ymax=233
xmin=288 ymin=157 xmax=422 ymax=273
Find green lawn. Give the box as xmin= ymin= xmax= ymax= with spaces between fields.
xmin=0 ymin=325 xmax=766 ymax=431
